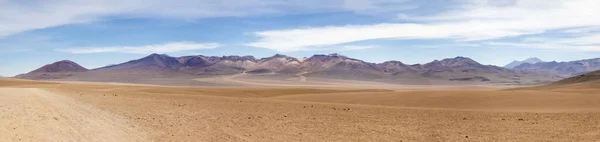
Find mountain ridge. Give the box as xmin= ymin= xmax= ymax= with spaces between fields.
xmin=17 ymin=53 xmax=560 ymax=85
xmin=513 ymin=58 xmax=600 ymax=76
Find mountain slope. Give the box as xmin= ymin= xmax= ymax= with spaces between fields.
xmin=504 ymin=58 xmax=543 ymax=69
xmin=29 ymin=60 xmax=88 ymax=73
xmin=96 ymin=53 xmax=183 ymax=71
xmin=377 ymin=61 xmax=417 ymax=76
xmin=300 ymin=54 xmax=384 ymax=80
xmin=411 ymin=57 xmax=533 ymax=83
xmin=250 ymin=54 xmax=301 ymax=74
xmin=179 ymin=55 xmax=256 ymax=76
xmin=546 ymin=70 xmax=600 ymax=87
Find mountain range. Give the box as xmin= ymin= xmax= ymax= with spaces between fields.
xmin=513 ymin=58 xmax=600 ymax=76
xmin=504 ymin=58 xmax=543 ymax=69
xmin=16 ymin=53 xmax=563 ymax=85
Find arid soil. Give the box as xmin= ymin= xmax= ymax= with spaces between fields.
xmin=1 ymin=78 xmax=600 ymax=141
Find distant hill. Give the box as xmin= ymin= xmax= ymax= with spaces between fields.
xmin=17 ymin=60 xmax=88 ymax=80
xmin=547 ymin=70 xmax=600 ymax=86
xmin=29 ymin=60 xmax=88 ymax=73
xmin=528 ymin=70 xmax=600 ymax=90
xmin=95 ymin=53 xmax=183 ymax=71
xmin=504 ymin=58 xmax=543 ymax=69
xmin=513 ymin=58 xmax=600 ymax=76
xmin=17 ymin=53 xmax=561 ymax=85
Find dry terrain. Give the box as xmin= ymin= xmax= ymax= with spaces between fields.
xmin=1 ymin=78 xmax=600 ymax=141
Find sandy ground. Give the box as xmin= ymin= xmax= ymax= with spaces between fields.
xmin=2 ymin=78 xmax=600 ymax=141
xmin=195 ymin=73 xmax=515 ymax=90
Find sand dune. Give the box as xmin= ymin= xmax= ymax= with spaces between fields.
xmin=2 ymin=79 xmax=600 ymax=141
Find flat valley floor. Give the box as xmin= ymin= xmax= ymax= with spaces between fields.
xmin=1 ymin=78 xmax=600 ymax=141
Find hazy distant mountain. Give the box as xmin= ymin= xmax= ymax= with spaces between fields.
xmin=513 ymin=58 xmax=600 ymax=76
xmin=504 ymin=58 xmax=543 ymax=69
xmin=18 ymin=53 xmax=561 ymax=85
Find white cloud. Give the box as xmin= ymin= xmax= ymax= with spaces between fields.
xmin=486 ymin=41 xmax=600 ymax=51
xmin=563 ymin=27 xmax=600 ymax=34
xmin=486 ymin=30 xmax=600 ymax=51
xmin=57 ymin=42 xmax=219 ymax=54
xmin=247 ymin=23 xmax=452 ymax=52
xmin=0 ymin=0 xmax=415 ymax=38
xmin=248 ymin=0 xmax=600 ymax=52
xmin=340 ymin=45 xmax=377 ymax=51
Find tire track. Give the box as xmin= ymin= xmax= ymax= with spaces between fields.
xmin=0 ymin=88 xmax=150 ymax=141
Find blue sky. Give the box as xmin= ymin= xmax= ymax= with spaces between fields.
xmin=2 ymin=0 xmax=600 ymax=76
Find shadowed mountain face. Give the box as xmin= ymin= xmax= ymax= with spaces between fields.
xmin=377 ymin=61 xmax=417 ymax=76
xmin=18 ymin=53 xmax=560 ymax=84
xmin=513 ymin=58 xmax=600 ymax=76
xmin=504 ymin=58 xmax=543 ymax=69
xmin=96 ymin=53 xmax=183 ymax=71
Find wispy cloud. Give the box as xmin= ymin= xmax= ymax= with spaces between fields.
xmin=340 ymin=45 xmax=377 ymax=51
xmin=247 ymin=0 xmax=600 ymax=52
xmin=57 ymin=42 xmax=219 ymax=54
xmin=485 ymin=32 xmax=600 ymax=52
xmin=0 ymin=0 xmax=415 ymax=38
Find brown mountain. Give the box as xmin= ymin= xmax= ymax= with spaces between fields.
xmin=17 ymin=60 xmax=88 ymax=80
xmin=30 ymin=60 xmax=88 ymax=73
xmin=545 ymin=70 xmax=600 ymax=87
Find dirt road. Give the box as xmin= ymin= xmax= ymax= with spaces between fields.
xmin=0 ymin=88 xmax=149 ymax=141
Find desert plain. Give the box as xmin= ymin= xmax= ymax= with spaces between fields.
xmin=1 ymin=76 xmax=600 ymax=142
